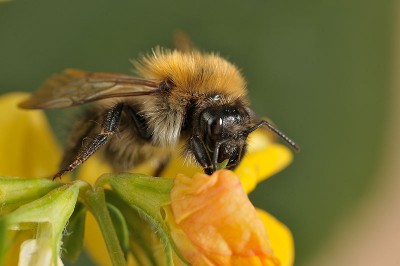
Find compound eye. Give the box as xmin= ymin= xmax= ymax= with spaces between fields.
xmin=208 ymin=117 xmax=223 ymax=138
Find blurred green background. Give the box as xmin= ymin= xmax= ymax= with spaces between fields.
xmin=0 ymin=0 xmax=395 ymax=265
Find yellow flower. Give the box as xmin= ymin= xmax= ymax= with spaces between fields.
xmin=0 ymin=93 xmax=60 ymax=177
xmin=0 ymin=92 xmax=294 ymax=266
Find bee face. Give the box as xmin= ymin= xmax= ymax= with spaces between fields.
xmin=192 ymin=104 xmax=251 ymax=173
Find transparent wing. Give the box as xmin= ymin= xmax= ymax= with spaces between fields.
xmin=19 ymin=69 xmax=161 ymax=109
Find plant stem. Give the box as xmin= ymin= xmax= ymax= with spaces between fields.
xmin=84 ymin=188 xmax=126 ymax=266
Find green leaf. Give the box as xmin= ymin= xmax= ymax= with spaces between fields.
xmin=0 ymin=176 xmax=61 ymax=214
xmin=63 ymin=202 xmax=86 ymax=263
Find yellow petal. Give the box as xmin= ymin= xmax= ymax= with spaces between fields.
xmin=0 ymin=93 xmax=61 ymax=177
xmin=256 ymin=209 xmax=294 ymax=266
xmin=78 ymin=155 xmax=113 ymax=185
xmin=236 ymin=131 xmax=293 ymax=193
xmin=4 ymin=231 xmax=32 ymax=266
xmin=169 ymin=170 xmax=279 ymax=266
xmin=161 ymin=146 xmax=202 ymax=179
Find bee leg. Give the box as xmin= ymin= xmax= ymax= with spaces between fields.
xmin=60 ymin=110 xmax=98 ymax=171
xmin=53 ymin=104 xmax=123 ymax=180
xmin=126 ymin=105 xmax=152 ymax=140
xmin=189 ymin=135 xmax=213 ymax=175
xmin=212 ymin=139 xmax=229 ymax=172
xmin=153 ymin=156 xmax=171 ymax=177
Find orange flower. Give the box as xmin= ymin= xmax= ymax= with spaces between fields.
xmin=166 ymin=170 xmax=279 ymax=266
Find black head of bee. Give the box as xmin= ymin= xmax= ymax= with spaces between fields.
xmin=190 ymin=104 xmax=252 ymax=174
xmin=189 ymin=102 xmax=300 ymax=175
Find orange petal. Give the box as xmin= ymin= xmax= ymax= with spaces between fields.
xmin=169 ymin=170 xmax=279 ymax=266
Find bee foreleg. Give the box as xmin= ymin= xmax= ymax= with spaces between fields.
xmin=153 ymin=156 xmax=171 ymax=177
xmin=189 ymin=135 xmax=213 ymax=175
xmin=212 ymin=139 xmax=228 ymax=172
xmin=53 ymin=103 xmax=123 ymax=180
xmin=60 ymin=112 xmax=98 ymax=171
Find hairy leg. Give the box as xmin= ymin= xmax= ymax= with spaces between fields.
xmin=53 ymin=104 xmax=123 ymax=180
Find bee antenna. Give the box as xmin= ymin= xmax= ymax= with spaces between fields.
xmin=245 ymin=120 xmax=300 ymax=152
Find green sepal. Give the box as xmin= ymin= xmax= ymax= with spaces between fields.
xmin=63 ymin=202 xmax=86 ymax=263
xmin=0 ymin=218 xmax=7 ymax=266
xmin=217 ymin=159 xmax=229 ymax=170
xmin=105 ymin=190 xmax=159 ymax=266
xmin=107 ymin=203 xmax=130 ymax=257
xmin=6 ymin=181 xmax=85 ymax=265
xmin=103 ymin=173 xmax=185 ymax=266
xmin=0 ymin=176 xmax=61 ymax=214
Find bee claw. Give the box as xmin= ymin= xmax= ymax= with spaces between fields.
xmin=52 ymin=171 xmax=64 ymax=181
xmin=204 ymin=167 xmax=214 ymax=175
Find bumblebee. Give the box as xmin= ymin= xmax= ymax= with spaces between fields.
xmin=20 ymin=48 xmax=299 ymax=179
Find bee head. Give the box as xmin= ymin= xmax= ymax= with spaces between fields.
xmin=190 ymin=103 xmax=300 ymax=174
xmin=190 ymin=105 xmax=251 ymax=173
